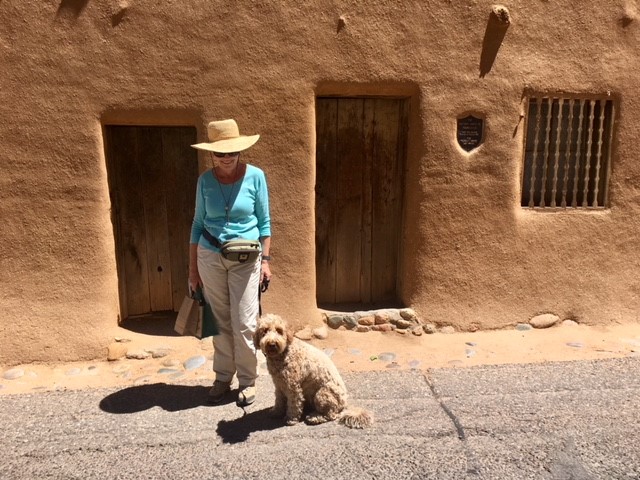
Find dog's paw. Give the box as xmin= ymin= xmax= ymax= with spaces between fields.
xmin=305 ymin=413 xmax=330 ymax=425
xmin=285 ymin=417 xmax=301 ymax=426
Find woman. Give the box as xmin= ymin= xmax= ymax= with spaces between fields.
xmin=189 ymin=119 xmax=272 ymax=406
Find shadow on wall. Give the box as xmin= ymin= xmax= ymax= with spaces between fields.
xmin=56 ymin=0 xmax=90 ymax=20
xmin=479 ymin=5 xmax=511 ymax=78
xmin=119 ymin=311 xmax=182 ymax=337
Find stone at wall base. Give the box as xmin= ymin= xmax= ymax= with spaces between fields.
xmin=107 ymin=342 xmax=128 ymax=361
xmin=312 ymin=325 xmax=328 ymax=339
xmin=529 ymin=313 xmax=560 ymax=329
xmin=295 ymin=327 xmax=313 ymax=340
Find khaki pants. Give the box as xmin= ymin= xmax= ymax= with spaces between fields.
xmin=197 ymin=246 xmax=261 ymax=387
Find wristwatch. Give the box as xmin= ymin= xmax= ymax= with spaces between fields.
xmin=262 ymin=255 xmax=271 ymax=261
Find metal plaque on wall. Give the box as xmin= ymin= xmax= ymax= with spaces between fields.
xmin=457 ymin=115 xmax=484 ymax=152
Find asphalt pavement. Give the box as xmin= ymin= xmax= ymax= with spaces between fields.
xmin=1 ymin=357 xmax=639 ymax=479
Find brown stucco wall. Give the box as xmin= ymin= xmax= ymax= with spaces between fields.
xmin=1 ymin=1 xmax=639 ymax=364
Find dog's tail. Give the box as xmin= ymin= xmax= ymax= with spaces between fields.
xmin=338 ymin=406 xmax=374 ymax=429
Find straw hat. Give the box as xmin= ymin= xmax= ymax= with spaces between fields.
xmin=191 ymin=119 xmax=260 ymax=153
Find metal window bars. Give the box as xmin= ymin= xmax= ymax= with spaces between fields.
xmin=521 ymin=97 xmax=615 ymax=209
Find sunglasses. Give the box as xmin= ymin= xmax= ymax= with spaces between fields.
xmin=213 ymin=151 xmax=240 ymax=158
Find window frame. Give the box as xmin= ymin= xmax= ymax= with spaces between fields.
xmin=520 ymin=94 xmax=616 ymax=210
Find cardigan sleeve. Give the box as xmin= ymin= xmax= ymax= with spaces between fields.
xmin=255 ymin=170 xmax=271 ymax=238
xmin=190 ymin=174 xmax=205 ymax=244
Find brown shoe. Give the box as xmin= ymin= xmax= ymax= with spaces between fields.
xmin=237 ymin=385 xmax=256 ymax=406
xmin=207 ymin=380 xmax=230 ymax=404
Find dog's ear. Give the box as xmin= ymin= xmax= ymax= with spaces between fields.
xmin=286 ymin=323 xmax=295 ymax=345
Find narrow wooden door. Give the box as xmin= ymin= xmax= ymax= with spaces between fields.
xmin=105 ymin=126 xmax=198 ymax=320
xmin=315 ymin=97 xmax=408 ymax=306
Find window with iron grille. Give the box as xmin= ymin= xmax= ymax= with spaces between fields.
xmin=521 ymin=96 xmax=615 ymax=209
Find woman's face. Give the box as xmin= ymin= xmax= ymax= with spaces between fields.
xmin=213 ymin=152 xmax=240 ymax=170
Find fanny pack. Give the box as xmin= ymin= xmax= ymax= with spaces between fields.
xmin=202 ymin=230 xmax=261 ymax=264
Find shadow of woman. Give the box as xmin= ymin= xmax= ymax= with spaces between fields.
xmin=100 ymin=383 xmax=288 ymax=443
xmin=99 ymin=383 xmax=217 ymax=414
xmin=216 ymin=408 xmax=284 ymax=444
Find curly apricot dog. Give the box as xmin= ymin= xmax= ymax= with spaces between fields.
xmin=254 ymin=313 xmax=373 ymax=428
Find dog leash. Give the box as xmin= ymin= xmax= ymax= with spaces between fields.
xmin=258 ymin=277 xmax=270 ymax=316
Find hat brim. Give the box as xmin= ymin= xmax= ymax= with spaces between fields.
xmin=191 ymin=134 xmax=260 ymax=153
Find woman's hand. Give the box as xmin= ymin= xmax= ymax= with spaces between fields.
xmin=188 ymin=244 xmax=201 ymax=293
xmin=188 ymin=268 xmax=202 ymax=293
xmin=261 ymin=260 xmax=272 ymax=283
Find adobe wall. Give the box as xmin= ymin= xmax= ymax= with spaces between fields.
xmin=1 ymin=1 xmax=639 ymax=364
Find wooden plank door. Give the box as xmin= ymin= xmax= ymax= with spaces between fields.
xmin=315 ymin=97 xmax=408 ymax=306
xmin=105 ymin=126 xmax=198 ymax=320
